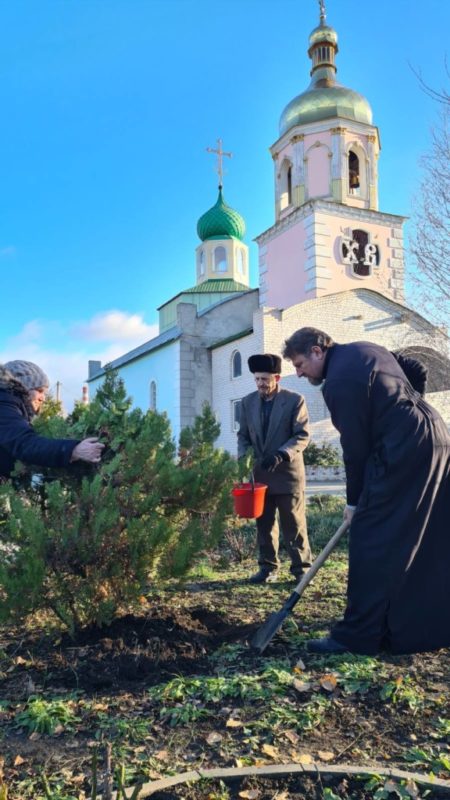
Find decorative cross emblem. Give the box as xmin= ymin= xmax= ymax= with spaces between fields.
xmin=206 ymin=138 xmax=232 ymax=188
xmin=319 ymin=0 xmax=326 ymax=23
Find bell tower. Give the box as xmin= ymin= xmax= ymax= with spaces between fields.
xmin=256 ymin=2 xmax=405 ymax=309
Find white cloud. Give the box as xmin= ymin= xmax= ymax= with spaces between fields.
xmin=0 ymin=310 xmax=158 ymax=412
xmin=73 ymin=311 xmax=157 ymax=342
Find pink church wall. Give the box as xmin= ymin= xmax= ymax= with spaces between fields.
xmin=306 ymin=144 xmax=331 ymax=197
xmin=262 ymin=222 xmax=308 ymax=308
xmin=261 ymin=211 xmax=402 ymax=309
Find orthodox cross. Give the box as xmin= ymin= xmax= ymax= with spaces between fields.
xmin=319 ymin=0 xmax=326 ymax=23
xmin=206 ymin=138 xmax=232 ymax=188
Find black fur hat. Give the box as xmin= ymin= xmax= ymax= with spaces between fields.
xmin=248 ymin=354 xmax=282 ymax=374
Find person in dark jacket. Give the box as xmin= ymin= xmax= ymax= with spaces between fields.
xmin=282 ymin=327 xmax=450 ymax=656
xmin=0 ymin=360 xmax=104 ymax=480
xmin=237 ymin=353 xmax=312 ymax=584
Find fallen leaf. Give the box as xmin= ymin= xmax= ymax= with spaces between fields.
xmin=320 ymin=673 xmax=337 ymax=692
xmin=53 ymin=724 xmax=64 ymax=735
xmin=154 ymin=749 xmax=170 ymax=761
xmin=261 ymin=743 xmax=279 ymax=759
xmin=206 ymin=732 xmax=223 ymax=745
xmin=291 ymin=751 xmax=313 ymax=764
xmin=15 ymin=656 xmax=27 ymax=666
xmin=226 ymin=718 xmax=244 ymax=728
xmin=317 ymin=750 xmax=334 ymax=761
xmin=284 ymin=729 xmax=299 ymax=745
xmin=28 ymin=731 xmax=41 ymax=741
xmin=239 ymin=791 xmax=260 ymax=799
xmin=274 ymin=793 xmax=289 ymax=800
xmin=293 ymin=679 xmax=311 ymax=693
xmin=384 ymin=780 xmax=398 ymax=793
xmin=13 ymin=755 xmax=25 ymax=767
xmin=295 ymin=658 xmax=306 ymax=671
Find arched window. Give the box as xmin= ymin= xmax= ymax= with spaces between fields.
xmin=199 ymin=249 xmax=205 ymax=275
xmin=232 ymin=350 xmax=242 ymax=378
xmin=279 ymin=159 xmax=293 ymax=211
xmin=214 ymin=246 xmax=227 ymax=272
xmin=150 ymin=380 xmax=157 ymax=410
xmin=236 ymin=248 xmax=246 ymax=274
xmin=349 ymin=150 xmax=360 ymax=195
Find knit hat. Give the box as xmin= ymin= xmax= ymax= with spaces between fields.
xmin=248 ymin=354 xmax=282 ymax=374
xmin=4 ymin=360 xmax=50 ymax=391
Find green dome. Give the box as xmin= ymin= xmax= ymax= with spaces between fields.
xmin=197 ymin=188 xmax=246 ymax=242
xmin=280 ymin=78 xmax=372 ymax=135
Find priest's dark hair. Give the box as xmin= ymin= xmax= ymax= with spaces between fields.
xmin=283 ymin=327 xmax=335 ymax=360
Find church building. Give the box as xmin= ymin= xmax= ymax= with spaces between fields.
xmin=87 ymin=4 xmax=449 ymax=452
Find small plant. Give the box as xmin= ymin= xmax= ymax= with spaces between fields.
xmin=404 ymin=745 xmax=450 ymax=775
xmin=334 ymin=656 xmax=386 ymax=694
xmin=432 ymin=717 xmax=450 ymax=739
xmin=15 ymin=696 xmax=80 ymax=735
xmin=159 ymin=701 xmax=211 ymax=727
xmin=380 ymin=675 xmax=425 ymax=713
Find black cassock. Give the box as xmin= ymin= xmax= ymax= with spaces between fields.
xmin=321 ymin=341 xmax=450 ymax=655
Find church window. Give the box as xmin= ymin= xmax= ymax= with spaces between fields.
xmin=237 ymin=248 xmax=246 ymax=274
xmin=348 ymin=151 xmax=360 ymax=195
xmin=199 ymin=249 xmax=205 ymax=275
xmin=232 ymin=399 xmax=241 ymax=432
xmin=287 ymin=166 xmax=292 ymax=205
xmin=279 ymin=159 xmax=293 ymax=212
xmin=232 ymin=350 xmax=242 ymax=378
xmin=214 ymin=246 xmax=227 ymax=272
xmin=150 ymin=380 xmax=157 ymax=410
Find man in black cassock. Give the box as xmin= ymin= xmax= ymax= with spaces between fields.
xmin=283 ymin=327 xmax=450 ymax=656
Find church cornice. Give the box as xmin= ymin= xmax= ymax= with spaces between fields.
xmin=270 ymin=117 xmax=380 ymax=155
xmin=254 ymin=200 xmax=407 ymax=246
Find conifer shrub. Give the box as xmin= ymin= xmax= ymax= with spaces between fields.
xmin=303 ymin=440 xmax=342 ymax=468
xmin=0 ymin=371 xmax=237 ymax=634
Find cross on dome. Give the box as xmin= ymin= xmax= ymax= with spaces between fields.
xmin=206 ymin=138 xmax=232 ymax=189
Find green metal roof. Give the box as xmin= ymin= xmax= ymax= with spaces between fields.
xmin=184 ymin=279 xmax=250 ymax=294
xmin=197 ymin=188 xmax=246 ymax=242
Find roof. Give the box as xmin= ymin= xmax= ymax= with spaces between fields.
xmin=157 ymin=279 xmax=251 ymax=310
xmin=86 ymin=326 xmax=182 ymax=381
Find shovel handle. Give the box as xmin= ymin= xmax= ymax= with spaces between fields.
xmin=292 ymin=520 xmax=350 ymax=601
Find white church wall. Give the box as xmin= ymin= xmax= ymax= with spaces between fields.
xmin=212 ymin=308 xmax=265 ymax=454
xmin=89 ymin=340 xmax=182 ymax=442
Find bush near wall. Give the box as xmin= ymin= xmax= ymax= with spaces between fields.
xmin=303 ymin=440 xmax=342 ymax=468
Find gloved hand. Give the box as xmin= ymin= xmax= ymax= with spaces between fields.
xmin=261 ymin=452 xmax=285 ymax=472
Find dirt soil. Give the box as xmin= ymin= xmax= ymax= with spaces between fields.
xmin=1 ymin=557 xmax=449 ymax=799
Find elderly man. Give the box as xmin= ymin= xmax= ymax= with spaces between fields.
xmin=237 ymin=353 xmax=312 ymax=584
xmin=0 ymin=360 xmax=104 ymax=480
xmin=283 ymin=327 xmax=450 ymax=655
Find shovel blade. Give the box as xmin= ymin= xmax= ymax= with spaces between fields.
xmin=249 ymin=608 xmax=291 ymax=654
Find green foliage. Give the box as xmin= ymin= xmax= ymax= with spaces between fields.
xmin=303 ymin=441 xmax=342 ymax=467
xmin=15 ymin=697 xmax=80 ymax=735
xmin=0 ymin=370 xmax=238 ymax=633
xmin=380 ymin=675 xmax=425 ymax=713
xmin=306 ymin=495 xmax=346 ymax=551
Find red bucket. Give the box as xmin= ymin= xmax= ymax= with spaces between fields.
xmin=232 ymin=482 xmax=268 ymax=519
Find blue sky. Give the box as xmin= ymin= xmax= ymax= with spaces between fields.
xmin=1 ymin=0 xmax=448 ymax=408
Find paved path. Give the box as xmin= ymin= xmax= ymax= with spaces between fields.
xmin=306 ymin=481 xmax=345 ymax=497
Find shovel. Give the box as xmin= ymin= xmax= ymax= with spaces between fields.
xmin=250 ymin=520 xmax=350 ymax=653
